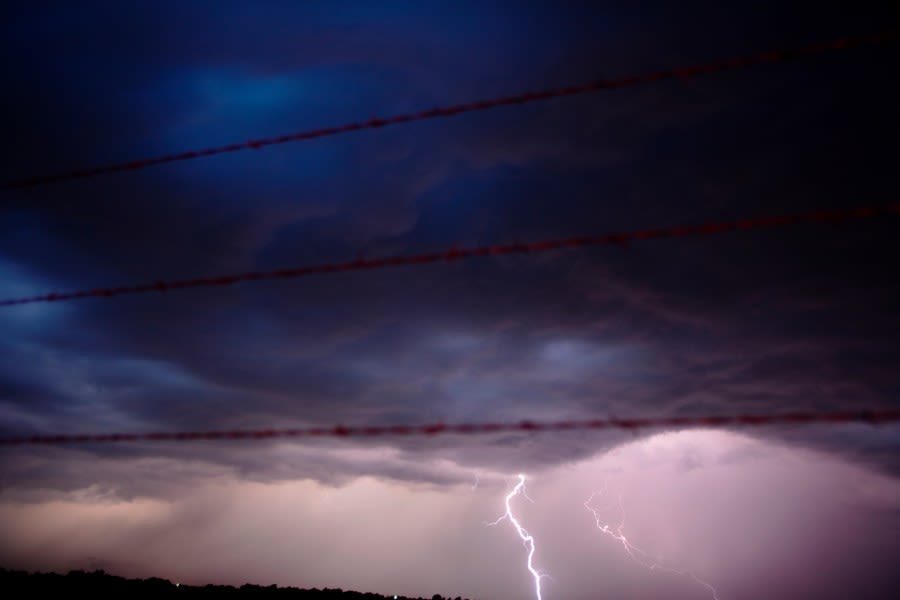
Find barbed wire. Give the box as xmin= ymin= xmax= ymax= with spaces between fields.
xmin=2 ymin=31 xmax=895 ymax=192
xmin=1 ymin=409 xmax=896 ymax=446
xmin=2 ymin=202 xmax=897 ymax=308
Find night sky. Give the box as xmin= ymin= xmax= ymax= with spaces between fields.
xmin=1 ymin=2 xmax=899 ymax=599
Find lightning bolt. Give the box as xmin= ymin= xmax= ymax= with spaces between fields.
xmin=487 ymin=473 xmax=546 ymax=600
xmin=584 ymin=483 xmax=720 ymax=600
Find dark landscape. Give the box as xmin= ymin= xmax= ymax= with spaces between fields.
xmin=0 ymin=568 xmax=468 ymax=600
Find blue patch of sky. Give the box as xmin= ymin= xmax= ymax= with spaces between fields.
xmin=0 ymin=257 xmax=72 ymax=331
xmin=139 ymin=63 xmax=433 ymax=185
xmin=114 ymin=1 xmax=598 ymax=186
xmin=539 ymin=339 xmax=631 ymax=375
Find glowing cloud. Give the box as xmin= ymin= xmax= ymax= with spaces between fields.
xmin=584 ymin=481 xmax=720 ymax=600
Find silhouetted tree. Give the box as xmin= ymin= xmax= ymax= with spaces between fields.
xmin=0 ymin=568 xmax=474 ymax=600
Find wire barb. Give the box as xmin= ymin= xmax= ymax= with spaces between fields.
xmin=1 ymin=31 xmax=895 ymax=191
xmin=1 ymin=409 xmax=897 ymax=447
xmin=1 ymin=202 xmax=897 ymax=308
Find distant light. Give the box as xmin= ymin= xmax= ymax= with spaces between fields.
xmin=175 ymin=583 xmax=180 ymax=587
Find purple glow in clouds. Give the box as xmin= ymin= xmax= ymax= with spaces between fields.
xmin=584 ymin=484 xmax=720 ymax=599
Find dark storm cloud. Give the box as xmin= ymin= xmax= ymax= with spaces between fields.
xmin=1 ymin=0 xmax=898 ymax=501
